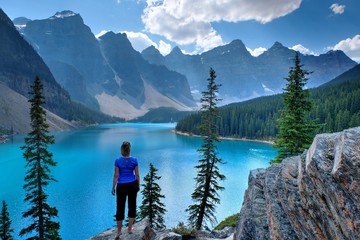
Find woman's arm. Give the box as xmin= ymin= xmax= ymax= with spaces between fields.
xmin=135 ymin=166 xmax=140 ymax=190
xmin=112 ymin=167 xmax=119 ymax=195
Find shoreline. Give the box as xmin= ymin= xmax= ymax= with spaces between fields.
xmin=173 ymin=130 xmax=274 ymax=145
xmin=0 ymin=135 xmax=8 ymax=144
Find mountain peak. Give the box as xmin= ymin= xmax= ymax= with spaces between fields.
xmin=141 ymin=46 xmax=165 ymax=65
xmin=50 ymin=10 xmax=78 ymax=19
xmin=326 ymin=49 xmax=346 ymax=56
xmin=169 ymin=46 xmax=183 ymax=55
xmin=229 ymin=39 xmax=246 ymax=47
xmin=142 ymin=45 xmax=160 ymax=55
xmin=98 ymin=30 xmax=116 ymax=38
xmin=0 ymin=8 xmax=16 ymax=29
xmin=323 ymin=50 xmax=357 ymax=64
xmin=271 ymin=41 xmax=285 ymax=49
xmin=13 ymin=17 xmax=31 ymax=26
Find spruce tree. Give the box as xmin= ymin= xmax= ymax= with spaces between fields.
xmin=20 ymin=76 xmax=61 ymax=239
xmin=139 ymin=163 xmax=166 ymax=230
xmin=0 ymin=200 xmax=14 ymax=240
xmin=272 ymin=52 xmax=317 ymax=163
xmin=186 ymin=68 xmax=225 ymax=230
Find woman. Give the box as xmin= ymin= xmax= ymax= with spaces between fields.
xmin=112 ymin=141 xmax=140 ymax=239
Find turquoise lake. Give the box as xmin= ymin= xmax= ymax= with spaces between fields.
xmin=0 ymin=123 xmax=276 ymax=239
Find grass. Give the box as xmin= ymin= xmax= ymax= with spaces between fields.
xmin=214 ymin=213 xmax=240 ymax=230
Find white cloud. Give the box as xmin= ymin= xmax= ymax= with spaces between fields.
xmin=247 ymin=47 xmax=267 ymax=57
xmin=332 ymin=35 xmax=360 ymax=62
xmin=330 ymin=3 xmax=346 ymax=15
xmin=123 ymin=31 xmax=157 ymax=51
xmin=290 ymin=44 xmax=316 ymax=55
xmin=122 ymin=31 xmax=172 ymax=56
xmin=158 ymin=40 xmax=171 ymax=55
xmin=142 ymin=0 xmax=302 ymax=52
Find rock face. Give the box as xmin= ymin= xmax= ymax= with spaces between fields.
xmin=235 ymin=127 xmax=360 ymax=239
xmin=0 ymin=8 xmax=71 ymax=118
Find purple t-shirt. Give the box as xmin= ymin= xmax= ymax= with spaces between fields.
xmin=114 ymin=157 xmax=138 ymax=184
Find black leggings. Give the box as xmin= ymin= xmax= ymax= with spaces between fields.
xmin=116 ymin=180 xmax=138 ymax=221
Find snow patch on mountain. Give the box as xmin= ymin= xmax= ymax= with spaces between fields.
xmin=262 ymin=83 xmax=275 ymax=93
xmin=50 ymin=11 xmax=77 ymax=19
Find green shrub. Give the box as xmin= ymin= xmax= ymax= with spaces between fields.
xmin=171 ymin=222 xmax=196 ymax=236
xmin=214 ymin=213 xmax=240 ymax=230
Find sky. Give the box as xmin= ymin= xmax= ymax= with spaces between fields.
xmin=1 ymin=0 xmax=359 ymax=62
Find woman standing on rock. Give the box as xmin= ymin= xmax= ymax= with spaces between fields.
xmin=112 ymin=141 xmax=140 ymax=239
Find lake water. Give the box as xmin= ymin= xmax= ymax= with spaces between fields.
xmin=0 ymin=123 xmax=276 ymax=239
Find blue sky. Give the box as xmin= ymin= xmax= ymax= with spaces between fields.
xmin=1 ymin=0 xmax=359 ymax=61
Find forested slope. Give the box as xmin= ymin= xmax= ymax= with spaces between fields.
xmin=176 ymin=64 xmax=360 ymax=140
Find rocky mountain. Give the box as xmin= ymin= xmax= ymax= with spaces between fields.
xmin=235 ymin=127 xmax=360 ymax=239
xmin=0 ymin=8 xmax=119 ymax=133
xmin=142 ymin=40 xmax=357 ymax=103
xmin=0 ymin=83 xmax=76 ymax=133
xmin=18 ymin=11 xmax=196 ymax=119
xmin=0 ymin=8 xmax=71 ymax=121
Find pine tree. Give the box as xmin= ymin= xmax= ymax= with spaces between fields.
xmin=20 ymin=76 xmax=61 ymax=239
xmin=0 ymin=200 xmax=14 ymax=240
xmin=186 ymin=68 xmax=225 ymax=230
xmin=139 ymin=163 xmax=166 ymax=230
xmin=272 ymin=52 xmax=318 ymax=163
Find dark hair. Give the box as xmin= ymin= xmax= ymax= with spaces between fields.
xmin=121 ymin=141 xmax=131 ymax=157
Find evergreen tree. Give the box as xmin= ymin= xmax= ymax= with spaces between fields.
xmin=139 ymin=163 xmax=166 ymax=230
xmin=186 ymin=68 xmax=225 ymax=230
xmin=272 ymin=53 xmax=318 ymax=163
xmin=20 ymin=76 xmax=61 ymax=239
xmin=0 ymin=200 xmax=14 ymax=240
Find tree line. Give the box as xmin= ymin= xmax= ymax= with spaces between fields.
xmin=176 ymin=65 xmax=360 ymax=140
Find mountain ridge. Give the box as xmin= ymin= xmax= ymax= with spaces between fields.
xmin=142 ymin=39 xmax=357 ymax=104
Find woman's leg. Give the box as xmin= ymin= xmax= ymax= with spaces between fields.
xmin=116 ymin=220 xmax=123 ymax=238
xmin=127 ymin=181 xmax=138 ymax=233
xmin=128 ymin=217 xmax=135 ymax=233
xmin=116 ymin=184 xmax=127 ymax=236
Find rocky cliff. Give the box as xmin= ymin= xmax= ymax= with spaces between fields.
xmin=235 ymin=127 xmax=360 ymax=239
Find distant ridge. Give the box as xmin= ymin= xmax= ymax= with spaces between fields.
xmin=143 ymin=40 xmax=357 ymax=103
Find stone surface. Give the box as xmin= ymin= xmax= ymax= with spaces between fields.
xmin=89 ymin=218 xmax=234 ymax=240
xmin=235 ymin=127 xmax=360 ymax=239
xmin=88 ymin=218 xmax=155 ymax=240
xmin=155 ymin=230 xmax=182 ymax=240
